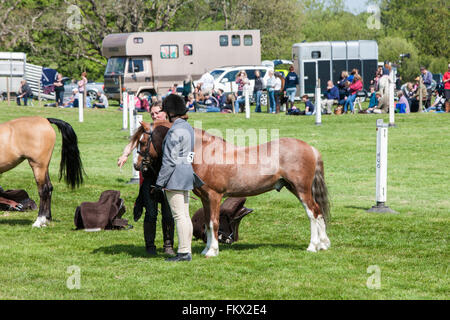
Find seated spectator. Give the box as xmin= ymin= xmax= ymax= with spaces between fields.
xmin=426 ymin=90 xmax=446 ymax=112
xmin=203 ymin=92 xmax=220 ymax=112
xmin=337 ymin=71 xmax=349 ymax=100
xmin=93 ymin=92 xmax=109 ymax=109
xmin=215 ymin=89 xmax=227 ymax=109
xmin=321 ymin=80 xmax=339 ymax=114
xmin=343 ymin=75 xmax=363 ymax=113
xmin=367 ymin=92 xmax=388 ymax=114
xmin=16 ymin=80 xmax=33 ymax=106
xmin=186 ymin=93 xmax=196 ymax=112
xmin=396 ymin=91 xmax=410 ymax=113
xmin=368 ymin=85 xmax=378 ymax=109
xmin=302 ymin=95 xmax=315 ymax=115
xmin=63 ymin=88 xmax=79 ymax=108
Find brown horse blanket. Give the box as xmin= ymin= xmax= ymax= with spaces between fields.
xmin=191 ymin=197 xmax=253 ymax=244
xmin=74 ymin=190 xmax=129 ymax=230
xmin=0 ymin=187 xmax=37 ymax=211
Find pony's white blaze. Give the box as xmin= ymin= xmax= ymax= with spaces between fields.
xmin=204 ymin=220 xmax=219 ymax=257
xmin=32 ymin=216 xmax=48 ymax=228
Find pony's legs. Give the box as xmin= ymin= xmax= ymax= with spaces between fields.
xmin=30 ymin=164 xmax=53 ymax=228
xmin=299 ymin=192 xmax=330 ymax=252
xmin=202 ymin=193 xmax=222 ymax=257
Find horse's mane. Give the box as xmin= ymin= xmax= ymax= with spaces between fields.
xmin=130 ymin=125 xmax=146 ymax=147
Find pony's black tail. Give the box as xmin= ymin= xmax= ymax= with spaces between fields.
xmin=47 ymin=118 xmax=84 ymax=189
xmin=312 ymin=157 xmax=330 ymax=225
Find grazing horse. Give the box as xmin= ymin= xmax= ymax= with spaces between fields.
xmin=132 ymin=120 xmax=330 ymax=257
xmin=0 ymin=116 xmax=84 ymax=227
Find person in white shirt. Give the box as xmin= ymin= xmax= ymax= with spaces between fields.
xmin=198 ymin=70 xmax=214 ymax=95
xmin=93 ymin=93 xmax=109 ymax=108
xmin=274 ymin=73 xmax=283 ymax=113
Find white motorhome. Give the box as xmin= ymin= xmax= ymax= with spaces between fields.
xmin=101 ymin=30 xmax=261 ymax=99
xmin=292 ymin=40 xmax=379 ymax=96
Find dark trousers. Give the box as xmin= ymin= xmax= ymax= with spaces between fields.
xmin=55 ymin=90 xmax=64 ymax=106
xmin=140 ymin=177 xmax=173 ymax=225
xmin=16 ymin=94 xmax=31 ymax=106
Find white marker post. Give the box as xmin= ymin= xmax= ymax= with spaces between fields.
xmin=244 ymin=88 xmax=250 ymax=119
xmin=367 ymin=119 xmax=397 ymax=213
xmin=128 ymin=114 xmax=142 ymax=184
xmin=315 ymin=79 xmax=322 ymax=126
xmin=388 ymin=69 xmax=396 ymax=127
xmin=78 ymin=92 xmax=84 ymax=122
xmin=128 ymin=94 xmax=135 ymax=138
xmin=122 ymin=92 xmax=128 ymax=130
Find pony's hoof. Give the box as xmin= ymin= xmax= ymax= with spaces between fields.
xmin=32 ymin=216 xmax=48 ymax=228
xmin=306 ymin=243 xmax=318 ymax=252
xmin=320 ymin=239 xmax=331 ymax=250
xmin=201 ymin=247 xmax=210 ymax=255
xmin=205 ymin=248 xmax=219 ymax=258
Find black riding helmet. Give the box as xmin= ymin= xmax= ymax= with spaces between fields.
xmin=162 ymin=94 xmax=188 ymax=117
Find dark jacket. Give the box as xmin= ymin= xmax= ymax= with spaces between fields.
xmin=325 ymin=86 xmax=339 ymax=100
xmin=254 ymin=76 xmax=264 ymax=92
xmin=284 ymin=72 xmax=299 ymax=90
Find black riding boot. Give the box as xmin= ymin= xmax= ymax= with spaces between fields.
xmin=143 ymin=221 xmax=157 ymax=255
xmin=162 ymin=217 xmax=176 ymax=256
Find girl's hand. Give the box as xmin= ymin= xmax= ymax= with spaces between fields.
xmin=117 ymin=155 xmax=128 ymax=168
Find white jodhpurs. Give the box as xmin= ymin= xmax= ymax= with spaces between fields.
xmin=165 ymin=190 xmax=192 ymax=254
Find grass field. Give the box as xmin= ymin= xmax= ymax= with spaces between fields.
xmin=0 ymin=100 xmax=448 ymax=300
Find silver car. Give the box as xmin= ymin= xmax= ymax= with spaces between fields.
xmin=62 ymin=77 xmax=104 ymax=100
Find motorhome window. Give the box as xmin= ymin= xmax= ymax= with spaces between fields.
xmin=128 ymin=59 xmax=144 ymax=73
xmin=311 ymin=51 xmax=321 ymax=59
xmin=133 ymin=37 xmax=143 ymax=44
xmin=245 ymin=70 xmax=255 ymax=79
xmin=183 ymin=44 xmax=193 ymax=56
xmin=219 ymin=35 xmax=228 ymax=46
xmin=105 ymin=57 xmax=126 ymax=74
xmin=160 ymin=45 xmax=179 ymax=59
xmin=223 ymin=70 xmax=239 ymax=82
xmin=232 ymin=35 xmax=240 ymax=46
xmin=210 ymin=69 xmax=225 ymax=80
xmin=244 ymin=35 xmax=253 ymax=46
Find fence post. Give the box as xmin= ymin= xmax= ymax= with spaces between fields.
xmin=78 ymin=92 xmax=84 ymax=122
xmin=245 ymin=88 xmax=250 ymax=119
xmin=122 ymin=92 xmax=128 ymax=130
xmin=6 ymin=76 xmax=10 ymax=106
xmin=367 ymin=119 xmax=397 ymax=214
xmin=129 ymin=93 xmax=135 ymax=138
xmin=315 ymin=79 xmax=322 ymax=126
xmin=389 ymin=69 xmax=396 ymax=127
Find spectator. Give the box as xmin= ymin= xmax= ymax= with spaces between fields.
xmin=343 ymin=74 xmax=363 ymax=113
xmin=93 ymin=92 xmax=109 ymax=109
xmin=135 ymin=92 xmax=150 ymax=112
xmin=444 ymin=64 xmax=450 ymax=112
xmin=372 ymin=66 xmax=383 ymax=89
xmin=274 ymin=72 xmax=283 ymax=113
xmin=216 ymin=89 xmax=227 ymax=109
xmin=78 ymin=71 xmax=87 ymax=95
xmin=420 ymin=66 xmax=433 ymax=107
xmin=396 ymin=91 xmax=410 ymax=113
xmin=321 ymin=80 xmax=339 ymax=114
xmin=203 ymin=92 xmax=220 ymax=112
xmin=198 ymin=70 xmax=214 ymax=94
xmin=284 ymin=66 xmax=299 ymax=110
xmin=368 ymin=85 xmax=378 ymax=109
xmin=266 ymin=70 xmax=276 ymax=113
xmin=182 ymin=75 xmax=194 ymax=100
xmin=368 ymin=92 xmax=389 ymax=114
xmin=347 ymin=69 xmax=359 ymax=84
xmin=426 ymin=90 xmax=446 ymax=112
xmin=64 ymin=88 xmax=79 ymax=108
xmin=379 ymin=62 xmax=391 ymax=96
xmin=337 ymin=71 xmax=349 ymax=100
xmin=54 ymin=74 xmax=65 ymax=107
xmin=302 ymin=95 xmax=315 ymax=115
xmin=186 ymin=93 xmax=196 ymax=112
xmin=16 ymin=80 xmax=33 ymax=106
xmin=410 ymin=76 xmax=427 ymax=112
xmin=253 ymin=70 xmax=264 ymax=113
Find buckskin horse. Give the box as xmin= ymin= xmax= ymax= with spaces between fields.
xmin=0 ymin=116 xmax=84 ymax=227
xmin=132 ymin=120 xmax=330 ymax=257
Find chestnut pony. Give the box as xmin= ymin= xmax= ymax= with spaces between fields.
xmin=132 ymin=120 xmax=330 ymax=257
xmin=0 ymin=117 xmax=83 ymax=227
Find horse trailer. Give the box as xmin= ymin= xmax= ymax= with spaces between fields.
xmin=292 ymin=40 xmax=378 ymax=96
xmin=101 ymin=30 xmax=261 ymax=100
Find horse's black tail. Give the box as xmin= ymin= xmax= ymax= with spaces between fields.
xmin=47 ymin=118 xmax=84 ymax=189
xmin=312 ymin=156 xmax=330 ymax=225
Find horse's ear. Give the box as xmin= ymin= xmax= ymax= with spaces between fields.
xmin=140 ymin=121 xmax=151 ymax=131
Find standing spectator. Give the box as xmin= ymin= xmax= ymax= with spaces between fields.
xmin=198 ymin=70 xmax=214 ymax=94
xmin=78 ymin=71 xmax=87 ymax=94
xmin=343 ymin=74 xmax=363 ymax=113
xmin=93 ymin=92 xmax=109 ymax=109
xmin=234 ymin=71 xmax=249 ymax=113
xmin=253 ymin=70 xmax=264 ymax=113
xmin=16 ymin=80 xmax=33 ymax=106
xmin=321 ymin=80 xmax=339 ymax=114
xmin=379 ymin=62 xmax=391 ymax=96
xmin=182 ymin=75 xmax=194 ymax=101
xmin=274 ymin=72 xmax=283 ymax=113
xmin=284 ymin=66 xmax=299 ymax=110
xmin=266 ymin=70 xmax=276 ymax=113
xmin=337 ymin=71 xmax=349 ymax=100
xmin=443 ymin=64 xmax=450 ymax=112
xmin=420 ymin=66 xmax=433 ymax=108
xmin=53 ymin=74 xmax=65 ymax=107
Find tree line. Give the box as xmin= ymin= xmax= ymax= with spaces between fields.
xmin=0 ymin=0 xmax=448 ymax=82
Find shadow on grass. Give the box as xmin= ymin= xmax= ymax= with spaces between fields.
xmin=344 ymin=205 xmax=370 ymax=211
xmin=92 ymin=244 xmax=163 ymax=259
xmin=191 ymin=241 xmax=305 ymax=254
xmin=0 ymin=218 xmax=32 ymax=226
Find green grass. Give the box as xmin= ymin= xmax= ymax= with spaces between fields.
xmin=0 ymin=100 xmax=448 ymax=300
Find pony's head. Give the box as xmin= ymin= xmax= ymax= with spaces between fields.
xmin=130 ymin=120 xmax=171 ymax=174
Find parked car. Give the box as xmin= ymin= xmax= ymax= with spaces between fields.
xmin=197 ymin=65 xmax=273 ymax=106
xmin=61 ymin=77 xmax=104 ymax=101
